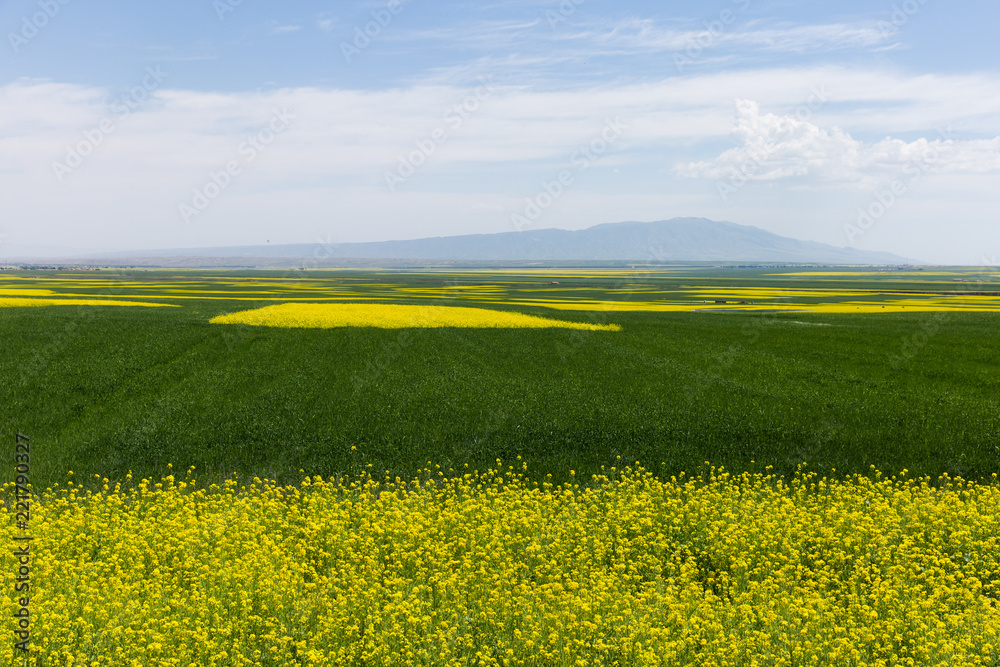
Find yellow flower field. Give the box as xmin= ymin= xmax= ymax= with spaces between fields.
xmin=3 ymin=465 xmax=998 ymax=666
xmin=3 ymin=271 xmax=998 ymax=313
xmin=0 ymin=298 xmax=175 ymax=308
xmin=509 ymin=291 xmax=1000 ymax=313
xmin=210 ymin=303 xmax=622 ymax=330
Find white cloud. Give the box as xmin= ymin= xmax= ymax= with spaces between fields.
xmin=677 ymin=99 xmax=1000 ymax=186
xmin=3 ymin=66 xmax=1000 ymax=260
xmin=7 ymin=68 xmax=1000 ymax=184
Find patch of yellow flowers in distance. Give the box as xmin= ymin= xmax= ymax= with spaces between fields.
xmin=210 ymin=303 xmax=622 ymax=330
xmin=3 ymin=464 xmax=998 ymax=665
xmin=511 ymin=293 xmax=1000 ymax=313
xmin=0 ymin=298 xmax=175 ymax=308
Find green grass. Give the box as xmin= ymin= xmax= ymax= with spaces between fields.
xmin=1 ymin=267 xmax=999 ymax=490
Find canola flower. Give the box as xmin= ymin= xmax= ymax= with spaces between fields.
xmin=210 ymin=303 xmax=622 ymax=331
xmin=0 ymin=288 xmax=57 ymax=296
xmin=4 ymin=273 xmax=1000 ymax=313
xmin=0 ymin=298 xmax=175 ymax=308
xmin=770 ymin=271 xmax=1000 ymax=278
xmin=510 ymin=293 xmax=1000 ymax=313
xmin=2 ymin=465 xmax=999 ymax=666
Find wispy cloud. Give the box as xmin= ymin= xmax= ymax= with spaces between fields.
xmin=384 ymin=18 xmax=543 ymax=48
xmin=370 ymin=17 xmax=897 ymax=88
xmin=573 ymin=18 xmax=890 ymax=54
xmin=271 ymin=25 xmax=302 ymax=34
xmin=383 ymin=16 xmax=893 ymax=58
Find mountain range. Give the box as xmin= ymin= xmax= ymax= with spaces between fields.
xmin=7 ymin=218 xmax=912 ymax=265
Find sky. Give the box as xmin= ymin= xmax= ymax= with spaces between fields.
xmin=1 ymin=0 xmax=998 ymax=264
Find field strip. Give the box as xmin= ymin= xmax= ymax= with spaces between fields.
xmin=210 ymin=302 xmax=623 ymax=330
xmin=0 ymin=298 xmax=178 ymax=308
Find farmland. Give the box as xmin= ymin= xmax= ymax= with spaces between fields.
xmin=2 ymin=265 xmax=1000 ymax=665
xmin=4 ymin=466 xmax=1000 ymax=665
xmin=1 ymin=266 xmax=998 ymax=489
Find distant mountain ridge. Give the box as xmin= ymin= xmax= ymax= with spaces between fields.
xmin=28 ymin=218 xmax=910 ymax=264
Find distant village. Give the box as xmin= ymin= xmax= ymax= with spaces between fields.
xmin=0 ymin=264 xmax=106 ymax=271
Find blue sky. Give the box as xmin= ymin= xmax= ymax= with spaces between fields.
xmin=2 ymin=0 xmax=999 ymax=262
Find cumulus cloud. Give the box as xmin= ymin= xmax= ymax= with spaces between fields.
xmin=677 ymin=99 xmax=1000 ymax=187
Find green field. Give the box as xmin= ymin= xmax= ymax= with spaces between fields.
xmin=2 ymin=265 xmax=999 ymax=490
